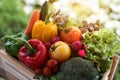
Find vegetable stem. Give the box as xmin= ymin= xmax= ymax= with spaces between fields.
xmin=17 ymin=38 xmax=35 ymax=56
xmin=1 ymin=36 xmax=17 ymax=42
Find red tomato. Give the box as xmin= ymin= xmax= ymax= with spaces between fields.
xmin=60 ymin=26 xmax=82 ymax=43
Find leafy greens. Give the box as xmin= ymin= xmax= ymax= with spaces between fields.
xmin=82 ymin=28 xmax=120 ymax=72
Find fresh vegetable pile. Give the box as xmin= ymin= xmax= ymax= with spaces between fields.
xmin=1 ymin=1 xmax=120 ymax=80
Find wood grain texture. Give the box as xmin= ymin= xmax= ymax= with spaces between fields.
xmin=0 ymin=50 xmax=35 ymax=80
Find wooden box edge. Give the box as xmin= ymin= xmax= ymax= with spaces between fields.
xmin=0 ymin=49 xmax=119 ymax=80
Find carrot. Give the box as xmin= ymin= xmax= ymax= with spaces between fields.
xmin=24 ymin=10 xmax=40 ymax=38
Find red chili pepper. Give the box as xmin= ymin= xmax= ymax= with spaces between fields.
xmin=18 ymin=39 xmax=47 ymax=73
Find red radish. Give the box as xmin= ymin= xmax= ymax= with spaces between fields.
xmin=47 ymin=59 xmax=58 ymax=69
xmin=51 ymin=36 xmax=60 ymax=44
xmin=78 ymin=50 xmax=85 ymax=57
xmin=43 ymin=67 xmax=52 ymax=77
xmin=44 ymin=42 xmax=51 ymax=49
xmin=70 ymin=41 xmax=82 ymax=51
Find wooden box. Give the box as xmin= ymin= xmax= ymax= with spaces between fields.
xmin=0 ymin=49 xmax=119 ymax=80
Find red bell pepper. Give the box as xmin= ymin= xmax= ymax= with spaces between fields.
xmin=18 ymin=39 xmax=47 ymax=74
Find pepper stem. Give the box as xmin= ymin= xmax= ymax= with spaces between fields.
xmin=1 ymin=36 xmax=17 ymax=42
xmin=1 ymin=36 xmax=34 ymax=56
xmin=17 ymin=38 xmax=35 ymax=56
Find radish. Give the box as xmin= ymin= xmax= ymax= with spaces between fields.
xmin=83 ymin=45 xmax=87 ymax=49
xmin=44 ymin=42 xmax=51 ymax=49
xmin=78 ymin=50 xmax=85 ymax=57
xmin=70 ymin=41 xmax=82 ymax=51
xmin=51 ymin=36 xmax=60 ymax=44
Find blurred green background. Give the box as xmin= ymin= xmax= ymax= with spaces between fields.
xmin=0 ymin=0 xmax=28 ymax=37
xmin=0 ymin=0 xmax=120 ymax=80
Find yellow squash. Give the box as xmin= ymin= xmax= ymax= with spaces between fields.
xmin=32 ymin=20 xmax=58 ymax=42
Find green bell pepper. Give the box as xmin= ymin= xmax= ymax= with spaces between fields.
xmin=1 ymin=33 xmax=29 ymax=58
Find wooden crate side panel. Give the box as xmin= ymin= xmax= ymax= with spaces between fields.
xmin=0 ymin=50 xmax=35 ymax=80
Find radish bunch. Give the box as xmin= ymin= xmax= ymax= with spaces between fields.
xmin=70 ymin=41 xmax=87 ymax=57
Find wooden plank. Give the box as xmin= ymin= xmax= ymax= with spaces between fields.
xmin=0 ymin=50 xmax=35 ymax=80
xmin=108 ymin=55 xmax=120 ymax=80
xmin=101 ymin=55 xmax=120 ymax=80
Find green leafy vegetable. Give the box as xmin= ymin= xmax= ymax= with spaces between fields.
xmin=82 ymin=28 xmax=120 ymax=72
xmin=33 ymin=75 xmax=56 ymax=80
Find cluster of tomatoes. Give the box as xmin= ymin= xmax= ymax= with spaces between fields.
xmin=42 ymin=59 xmax=59 ymax=77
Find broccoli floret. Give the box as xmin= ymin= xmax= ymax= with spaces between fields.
xmin=56 ymin=57 xmax=100 ymax=80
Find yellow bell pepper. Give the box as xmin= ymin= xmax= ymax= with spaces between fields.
xmin=32 ymin=20 xmax=58 ymax=42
